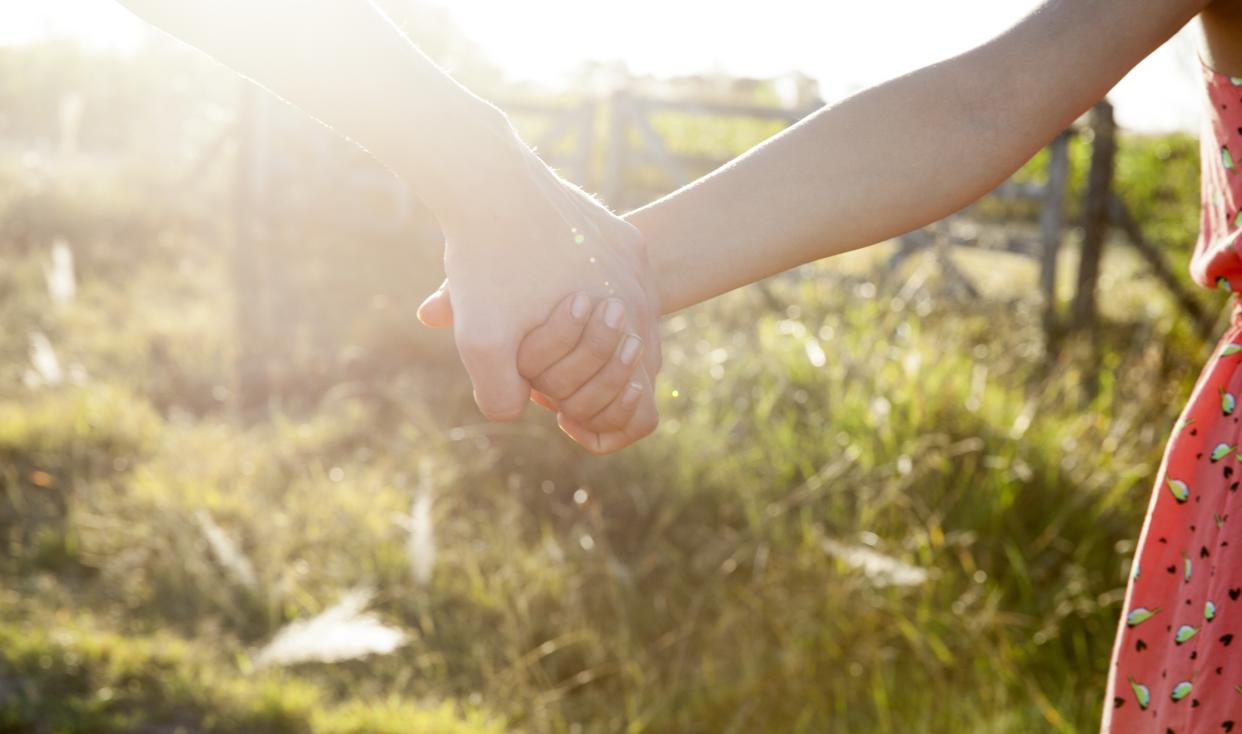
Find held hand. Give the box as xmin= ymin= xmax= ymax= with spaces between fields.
xmin=517 ymin=295 xmax=659 ymax=453
xmin=417 ymin=141 xmax=662 ymax=438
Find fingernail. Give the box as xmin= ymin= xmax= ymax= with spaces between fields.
xmin=621 ymin=381 xmax=642 ymax=407
xmin=571 ymin=292 xmax=590 ymax=320
xmin=619 ymin=335 xmax=642 ymax=365
xmin=604 ymin=300 xmax=625 ymax=329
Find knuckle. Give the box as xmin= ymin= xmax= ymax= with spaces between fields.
xmin=558 ymin=394 xmax=592 ymax=420
xmin=517 ymin=345 xmax=553 ymax=380
xmin=534 ymin=373 xmax=575 ymax=402
xmin=599 ymin=360 xmax=632 ymax=390
xmin=514 ymin=348 xmax=537 ymax=379
xmin=585 ymin=415 xmax=618 ymax=435
xmin=581 ymin=410 xmax=614 ymax=434
xmin=581 ymin=419 xmax=609 ymax=436
xmin=551 ymin=330 xmax=580 ymax=356
xmin=600 ymin=406 xmax=628 ymax=431
xmin=584 ymin=331 xmax=618 ymax=362
xmin=567 ymin=385 xmax=612 ymax=419
xmin=531 ymin=320 xmax=576 ymax=356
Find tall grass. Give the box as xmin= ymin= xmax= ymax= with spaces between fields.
xmin=0 ymin=231 xmax=1212 ymax=731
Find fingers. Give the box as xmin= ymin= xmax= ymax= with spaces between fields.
xmin=454 ymin=320 xmax=530 ymax=421
xmin=417 ymin=279 xmax=454 ymax=328
xmin=516 ymin=292 xmax=592 ymax=378
xmin=581 ymin=370 xmax=645 ymax=434
xmin=557 ymin=367 xmax=658 ymax=455
xmin=557 ymin=332 xmax=643 ymax=422
xmin=532 ymin=298 xmax=629 ymax=401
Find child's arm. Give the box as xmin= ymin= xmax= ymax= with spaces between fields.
xmin=626 ymin=0 xmax=1209 ymax=313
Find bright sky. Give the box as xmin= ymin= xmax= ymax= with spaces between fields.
xmin=0 ymin=0 xmax=1206 ymax=133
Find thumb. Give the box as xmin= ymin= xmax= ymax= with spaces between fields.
xmin=417 ymin=280 xmax=454 ymax=328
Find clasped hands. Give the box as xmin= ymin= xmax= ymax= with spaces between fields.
xmin=414 ymin=143 xmax=663 ymax=454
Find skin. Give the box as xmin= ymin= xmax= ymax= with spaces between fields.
xmin=517 ymin=294 xmax=651 ymax=452
xmin=114 ymin=0 xmax=662 ymax=452
xmin=1202 ymin=0 xmax=1242 ymax=73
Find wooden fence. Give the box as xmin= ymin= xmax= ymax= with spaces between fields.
xmin=885 ymin=102 xmax=1213 ymax=349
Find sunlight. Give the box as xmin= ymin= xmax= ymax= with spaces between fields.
xmin=430 ymin=0 xmax=1203 ymax=132
xmin=0 ymin=1 xmax=1228 ymax=729
xmin=0 ymin=0 xmax=1205 ymax=132
xmin=0 ymin=0 xmax=145 ymax=50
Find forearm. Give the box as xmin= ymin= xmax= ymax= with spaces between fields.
xmin=117 ymin=0 xmax=524 ymax=225
xmin=627 ymin=0 xmax=1204 ymax=313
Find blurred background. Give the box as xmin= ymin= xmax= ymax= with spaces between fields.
xmin=0 ymin=1 xmax=1225 ymax=732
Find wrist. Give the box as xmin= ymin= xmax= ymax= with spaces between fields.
xmin=623 ymin=206 xmax=681 ymax=316
xmin=397 ymin=98 xmax=533 ymax=228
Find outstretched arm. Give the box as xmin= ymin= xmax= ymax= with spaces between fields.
xmin=627 ymin=0 xmax=1209 ymax=313
xmin=116 ymin=0 xmax=663 ymax=439
xmin=118 ymin=0 xmax=511 ymax=224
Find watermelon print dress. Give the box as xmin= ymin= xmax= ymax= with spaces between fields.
xmin=1101 ymin=57 xmax=1242 ymax=733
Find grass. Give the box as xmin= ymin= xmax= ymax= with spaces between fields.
xmin=0 ymin=225 xmax=1215 ymax=731
xmin=0 ymin=614 xmax=505 ymax=733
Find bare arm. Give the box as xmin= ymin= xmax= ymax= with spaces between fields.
xmin=115 ymin=0 xmax=516 ymax=224
xmin=626 ymin=0 xmax=1209 ymax=313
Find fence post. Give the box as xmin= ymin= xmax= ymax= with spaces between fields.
xmin=576 ymin=99 xmax=596 ymax=190
xmin=1071 ymin=101 xmax=1116 ymax=336
xmin=603 ymin=89 xmax=629 ymax=208
xmin=231 ymin=82 xmax=273 ymax=417
xmin=1070 ymin=101 xmax=1116 ymax=400
xmin=1107 ymin=195 xmax=1216 ymax=341
xmin=1040 ymin=130 xmax=1072 ymax=351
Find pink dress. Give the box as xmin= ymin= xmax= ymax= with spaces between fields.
xmin=1101 ymin=57 xmax=1242 ymax=733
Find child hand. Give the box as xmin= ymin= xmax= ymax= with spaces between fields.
xmin=516 ymin=292 xmax=658 ymax=453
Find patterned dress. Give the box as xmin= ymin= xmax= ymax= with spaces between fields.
xmin=1101 ymin=57 xmax=1242 ymax=733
